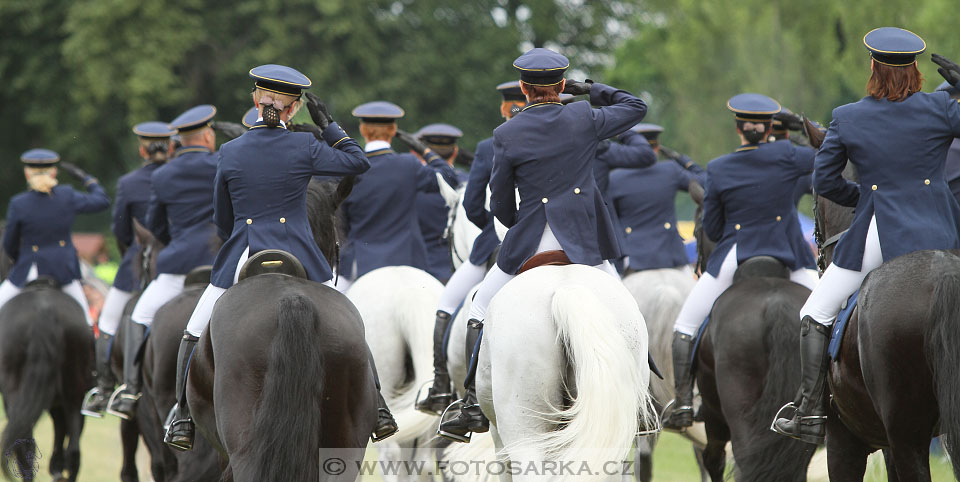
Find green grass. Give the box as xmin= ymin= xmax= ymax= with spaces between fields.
xmin=2 ymin=414 xmax=955 ymax=481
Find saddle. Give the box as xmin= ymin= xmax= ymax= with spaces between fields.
xmin=517 ymin=250 xmax=571 ymax=274
xmin=184 ymin=265 xmax=212 ymax=286
xmin=25 ymin=276 xmax=61 ymax=290
xmin=732 ymin=256 xmax=789 ymax=283
xmin=237 ymin=250 xmax=307 ymax=282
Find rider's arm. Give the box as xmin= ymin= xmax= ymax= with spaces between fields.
xmin=212 ymin=168 xmax=233 ymax=242
xmin=144 ymin=177 xmax=171 ymax=245
xmin=588 ymin=83 xmax=648 ymax=141
xmin=702 ymin=172 xmax=725 ymax=243
xmin=490 ymin=137 xmax=518 ymax=228
xmin=415 ymin=151 xmax=459 ymax=193
xmin=463 ymin=141 xmax=493 ymax=230
xmin=70 ymin=179 xmax=110 ymax=214
xmin=306 ymin=123 xmax=370 ymax=177
xmin=813 ymin=113 xmax=859 ymax=208
xmin=2 ymin=203 xmax=20 ymax=262
xmin=112 ymin=181 xmax=132 ymax=252
xmin=597 ymin=130 xmax=658 ymax=170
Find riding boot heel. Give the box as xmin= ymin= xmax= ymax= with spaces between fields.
xmin=165 ymin=332 xmax=199 ymax=451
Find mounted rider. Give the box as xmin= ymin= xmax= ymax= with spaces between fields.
xmin=664 ymin=93 xmax=820 ymax=431
xmin=81 ymin=122 xmax=175 ymax=417
xmin=416 ymin=81 xmax=526 ymax=415
xmin=108 ymin=105 xmax=221 ymax=420
xmin=609 ymin=123 xmax=705 ymax=274
xmin=165 ymin=64 xmax=399 ymax=450
xmin=0 ymin=149 xmax=109 ymax=323
xmin=773 ymin=28 xmax=960 ymax=444
xmin=337 ymin=101 xmax=460 ymax=290
xmin=439 ymin=48 xmax=646 ymax=442
xmin=414 ymin=123 xmax=469 ymax=283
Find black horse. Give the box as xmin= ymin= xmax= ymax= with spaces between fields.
xmin=688 ymin=181 xmax=817 ymax=481
xmin=184 ymin=178 xmax=370 ymax=481
xmin=805 ymin=120 xmax=960 ymax=481
xmin=0 ymin=282 xmax=94 ymax=482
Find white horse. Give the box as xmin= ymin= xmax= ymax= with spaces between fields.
xmin=346 ymin=266 xmax=443 ymax=481
xmin=473 ymin=265 xmax=657 ymax=482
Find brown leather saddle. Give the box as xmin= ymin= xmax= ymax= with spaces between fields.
xmin=517 ymin=250 xmax=572 ymax=274
xmin=237 ymin=250 xmax=307 ymax=282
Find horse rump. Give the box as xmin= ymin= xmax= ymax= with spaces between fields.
xmin=925 ymin=269 xmax=960 ymax=478
xmin=232 ymin=294 xmax=324 ymax=482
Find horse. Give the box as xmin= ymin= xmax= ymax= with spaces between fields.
xmin=804 ymin=119 xmax=960 ymax=481
xmin=346 ymin=265 xmax=444 ymax=480
xmin=474 ymin=264 xmax=657 ymax=482
xmin=689 ymin=180 xmax=817 ymax=481
xmin=186 ymin=177 xmax=378 ymax=481
xmin=0 ymin=282 xmax=94 ymax=482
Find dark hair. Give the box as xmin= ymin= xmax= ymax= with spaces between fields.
xmin=521 ymin=81 xmax=563 ymax=104
xmin=736 ymin=119 xmax=770 ymax=144
xmin=867 ymin=61 xmax=923 ymax=102
xmin=262 ymin=106 xmax=281 ymax=127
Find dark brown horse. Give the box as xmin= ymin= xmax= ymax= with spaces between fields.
xmin=0 ymin=284 xmax=93 ymax=482
xmin=689 ymin=181 xmax=817 ymax=481
xmin=186 ymin=177 xmax=375 ymax=481
xmin=807 ymin=119 xmax=960 ymax=481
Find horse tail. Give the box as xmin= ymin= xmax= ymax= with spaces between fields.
xmin=525 ymin=284 xmax=653 ymax=468
xmin=1 ymin=306 xmax=62 ymax=478
xmin=238 ymin=295 xmax=323 ymax=482
xmin=926 ymin=271 xmax=960 ymax=477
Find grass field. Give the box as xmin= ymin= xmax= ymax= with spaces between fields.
xmin=3 ymin=412 xmax=955 ymax=481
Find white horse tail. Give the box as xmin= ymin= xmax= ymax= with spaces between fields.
xmin=534 ymin=284 xmax=653 ymax=468
xmin=442 ymin=431 xmax=500 ymax=482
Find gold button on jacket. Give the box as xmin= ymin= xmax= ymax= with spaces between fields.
xmin=734 ymin=224 xmax=741 ymax=230
xmin=573 ymin=187 xmax=581 ymax=194
xmin=59 ymin=240 xmax=66 ymax=247
xmin=246 ymin=219 xmax=253 ymax=225
xmin=625 ymin=227 xmax=632 ymax=234
xmin=31 ymin=245 xmax=38 ymax=252
xmin=663 ymin=222 xmax=671 ymax=229
xmin=279 ymin=217 xmax=286 ymax=224
xmin=541 ymin=197 xmax=548 ymax=204
xmin=871 ymin=185 xmax=878 ymax=191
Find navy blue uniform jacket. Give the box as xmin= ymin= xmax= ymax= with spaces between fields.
xmin=342 ymin=147 xmax=457 ymax=279
xmin=490 ymin=83 xmax=647 ymax=274
xmin=702 ymin=140 xmax=816 ymax=276
xmin=815 ymin=92 xmax=960 ymax=271
xmin=211 ymin=122 xmax=369 ymax=288
xmin=112 ymin=161 xmax=161 ymax=292
xmin=463 ymin=137 xmax=500 ymax=266
xmin=945 ymin=139 xmax=960 ymax=201
xmin=417 ymin=168 xmax=467 ymax=281
xmin=610 ymin=160 xmax=705 ymax=271
xmin=3 ymin=182 xmax=109 ymax=287
xmin=595 ymin=130 xmax=658 ymax=230
xmin=147 ymin=146 xmax=219 ymax=276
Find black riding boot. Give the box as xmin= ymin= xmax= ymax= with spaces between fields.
xmin=81 ymin=334 xmax=116 ymax=417
xmin=438 ymin=319 xmax=489 ymax=443
xmin=772 ymin=316 xmax=830 ymax=444
xmin=416 ymin=310 xmax=454 ymax=415
xmin=663 ymin=332 xmax=695 ymax=430
xmin=164 ymin=332 xmax=199 ymax=451
xmin=369 ymin=350 xmax=399 ymax=442
xmin=108 ymin=320 xmax=145 ymax=420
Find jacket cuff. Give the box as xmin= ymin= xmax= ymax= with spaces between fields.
xmin=588 ymin=82 xmax=619 ymax=107
xmin=321 ymin=122 xmax=351 ymax=148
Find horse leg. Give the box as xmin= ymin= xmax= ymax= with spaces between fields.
xmin=119 ymin=418 xmax=140 ymax=482
xmin=693 ymin=447 xmax=710 ymax=482
xmin=887 ymin=441 xmax=931 ymax=482
xmin=825 ymin=415 xmax=871 ymax=482
xmin=48 ymin=407 xmax=66 ymax=479
xmin=62 ymin=408 xmax=83 ymax=482
xmin=882 ymin=449 xmax=900 ymax=482
xmin=631 ymin=434 xmax=655 ymax=482
xmin=701 ymin=421 xmax=729 ymax=482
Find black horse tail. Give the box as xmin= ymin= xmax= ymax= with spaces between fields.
xmin=1 ymin=312 xmax=62 ymax=478
xmin=236 ymin=295 xmax=323 ymax=482
xmin=926 ymin=271 xmax=960 ymax=477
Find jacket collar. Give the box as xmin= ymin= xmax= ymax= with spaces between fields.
xmin=521 ymin=101 xmax=563 ymax=112
xmin=175 ymin=145 xmax=213 ymax=156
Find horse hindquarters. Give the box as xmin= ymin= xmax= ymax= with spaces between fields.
xmin=923 ymin=271 xmax=960 ymax=478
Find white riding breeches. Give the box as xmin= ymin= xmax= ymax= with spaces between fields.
xmin=131 ymin=274 xmax=186 ymax=327
xmin=801 ymin=215 xmax=883 ymax=326
xmin=437 ymin=260 xmax=487 ymax=315
xmin=466 ymin=224 xmax=619 ymax=321
xmin=184 ymin=246 xmax=334 ymax=337
xmin=673 ymin=244 xmax=819 ymax=336
xmin=99 ymin=287 xmax=133 ymax=336
xmin=0 ymin=263 xmax=93 ymax=326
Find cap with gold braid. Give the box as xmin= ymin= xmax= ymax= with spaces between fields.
xmin=352 ymin=101 xmax=405 ymax=124
xmin=132 ymin=121 xmax=176 ymax=138
xmin=170 ymin=105 xmax=216 ymax=133
xmin=20 ymin=148 xmax=60 ymax=166
xmin=249 ymin=64 xmax=312 ymax=97
xmin=727 ymin=93 xmax=781 ymax=122
xmin=513 ymin=48 xmax=569 ymax=86
xmin=863 ymin=27 xmax=926 ymax=67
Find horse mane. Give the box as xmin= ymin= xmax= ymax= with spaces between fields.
xmin=732 ymin=286 xmax=816 ymax=479
xmin=306 ymin=178 xmax=352 ymax=268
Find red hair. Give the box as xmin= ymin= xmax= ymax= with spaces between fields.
xmin=867 ymin=61 xmax=923 ymax=102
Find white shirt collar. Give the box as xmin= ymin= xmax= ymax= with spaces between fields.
xmin=364 ymin=140 xmax=392 ymax=153
xmin=256 ymin=117 xmax=287 ymax=128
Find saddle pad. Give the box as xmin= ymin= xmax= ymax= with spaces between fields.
xmin=691 ymin=315 xmax=710 ymax=365
xmin=828 ymin=289 xmax=859 ymax=361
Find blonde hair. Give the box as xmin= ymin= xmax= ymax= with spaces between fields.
xmin=252 ymin=88 xmax=302 ymax=126
xmin=139 ymin=138 xmax=171 ymax=162
xmin=25 ymin=167 xmax=58 ymax=193
xmin=359 ymin=122 xmax=397 ymax=142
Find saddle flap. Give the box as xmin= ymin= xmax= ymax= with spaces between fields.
xmin=517 ymin=250 xmax=571 ymax=274
xmin=184 ymin=265 xmax=213 ymax=286
xmin=732 ymin=256 xmax=789 ymax=283
xmin=237 ymin=250 xmax=307 ymax=282
xmin=25 ymin=276 xmax=61 ymax=290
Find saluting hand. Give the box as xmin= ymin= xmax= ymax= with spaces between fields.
xmin=288 ymin=122 xmax=323 ymax=139
xmin=59 ymin=161 xmax=90 ymax=180
xmin=932 ymin=54 xmax=960 ymax=88
xmin=775 ymin=111 xmax=804 ymax=131
xmin=659 ymin=146 xmax=682 ymax=161
xmin=211 ymin=121 xmax=247 ymax=140
xmin=563 ymin=79 xmax=593 ymax=96
xmin=305 ymin=92 xmax=333 ymax=130
xmin=395 ymin=130 xmax=430 ymax=156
